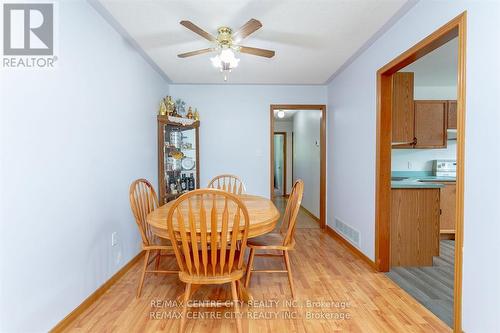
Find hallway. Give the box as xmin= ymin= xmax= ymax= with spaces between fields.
xmin=272 ymin=196 xmax=320 ymax=229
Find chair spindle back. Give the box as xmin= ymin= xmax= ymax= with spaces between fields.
xmin=279 ymin=180 xmax=304 ymax=246
xmin=167 ymin=189 xmax=250 ymax=276
xmin=208 ymin=174 xmax=246 ymax=195
xmin=129 ymin=179 xmax=159 ymax=247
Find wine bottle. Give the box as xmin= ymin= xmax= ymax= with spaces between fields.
xmin=180 ymin=174 xmax=187 ymax=192
xmin=188 ymin=173 xmax=195 ymax=191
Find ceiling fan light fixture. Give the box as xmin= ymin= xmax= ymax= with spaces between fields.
xmin=210 ymin=49 xmax=239 ymax=70
xmin=219 ymin=48 xmax=235 ymax=62
xmin=178 ymin=19 xmax=273 ymax=81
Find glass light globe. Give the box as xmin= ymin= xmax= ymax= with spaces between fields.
xmin=210 ymin=55 xmax=221 ymax=68
xmin=219 ymin=49 xmax=235 ymax=62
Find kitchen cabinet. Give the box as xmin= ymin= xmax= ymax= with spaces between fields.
xmin=414 ymin=100 xmax=448 ymax=148
xmin=391 ymin=188 xmax=440 ymax=267
xmin=439 ymin=182 xmax=456 ymax=238
xmin=392 ymin=72 xmax=415 ymax=147
xmin=392 ymin=70 xmax=457 ymax=149
xmin=447 ymin=100 xmax=457 ymax=129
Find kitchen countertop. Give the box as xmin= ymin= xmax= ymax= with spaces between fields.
xmin=391 ymin=172 xmax=456 ymax=189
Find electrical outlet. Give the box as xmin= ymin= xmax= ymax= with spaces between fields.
xmin=111 ymin=232 xmax=118 ymax=246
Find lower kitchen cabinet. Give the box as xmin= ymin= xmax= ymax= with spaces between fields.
xmin=391 ymin=188 xmax=440 ymax=267
xmin=439 ymin=182 xmax=456 ymax=238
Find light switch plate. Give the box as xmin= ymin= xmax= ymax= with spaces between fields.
xmin=111 ymin=232 xmax=118 ymax=246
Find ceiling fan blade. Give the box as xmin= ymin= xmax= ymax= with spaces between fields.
xmin=180 ymin=20 xmax=216 ymax=42
xmin=177 ymin=48 xmax=214 ymax=58
xmin=239 ymin=46 xmax=275 ymax=58
xmin=233 ymin=19 xmax=262 ymax=41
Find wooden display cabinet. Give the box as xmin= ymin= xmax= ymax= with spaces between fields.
xmin=157 ymin=116 xmax=200 ymax=204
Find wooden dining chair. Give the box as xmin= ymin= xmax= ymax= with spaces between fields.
xmin=129 ymin=179 xmax=177 ymax=297
xmin=208 ymin=174 xmax=246 ymax=194
xmin=244 ymin=179 xmax=304 ymax=299
xmin=167 ymin=189 xmax=250 ymax=333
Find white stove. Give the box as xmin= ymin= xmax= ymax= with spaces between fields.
xmin=433 ymin=159 xmax=457 ymax=177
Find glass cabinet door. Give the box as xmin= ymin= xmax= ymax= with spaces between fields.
xmin=161 ymin=122 xmax=198 ymax=203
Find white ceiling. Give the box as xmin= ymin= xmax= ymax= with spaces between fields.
xmin=402 ymin=37 xmax=458 ymax=86
xmin=99 ymin=0 xmax=408 ymax=84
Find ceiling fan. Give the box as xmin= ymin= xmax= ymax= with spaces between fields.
xmin=177 ymin=19 xmax=275 ymax=80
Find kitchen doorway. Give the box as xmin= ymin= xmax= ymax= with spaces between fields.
xmin=375 ymin=12 xmax=466 ymax=332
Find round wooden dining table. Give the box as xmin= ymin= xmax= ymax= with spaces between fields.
xmin=146 ymin=194 xmax=281 ymax=302
xmin=147 ymin=194 xmax=281 ymax=240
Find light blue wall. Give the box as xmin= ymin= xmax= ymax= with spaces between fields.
xmin=0 ymin=1 xmax=169 ymax=331
xmin=169 ymin=84 xmax=327 ymax=197
xmin=392 ymin=141 xmax=457 ymax=171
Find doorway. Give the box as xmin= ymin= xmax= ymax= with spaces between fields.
xmin=273 ymin=132 xmax=287 ymax=196
xmin=375 ymin=12 xmax=466 ymax=332
xmin=270 ymin=104 xmax=326 ymax=229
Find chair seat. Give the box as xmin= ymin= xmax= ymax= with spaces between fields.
xmin=178 ymin=250 xmax=245 ymax=284
xmin=248 ymin=232 xmax=288 ymax=248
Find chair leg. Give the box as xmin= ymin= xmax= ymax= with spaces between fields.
xmin=283 ymin=251 xmax=296 ymax=299
xmin=245 ymin=248 xmax=256 ymax=288
xmin=155 ymin=249 xmax=161 ymax=274
xmin=236 ymin=280 xmax=243 ymax=299
xmin=179 ymin=283 xmax=191 ymax=333
xmin=137 ymin=250 xmax=150 ymax=298
xmin=231 ymin=281 xmax=242 ymax=333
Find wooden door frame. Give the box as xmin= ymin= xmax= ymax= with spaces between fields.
xmin=273 ymin=131 xmax=287 ymax=196
xmin=270 ymin=104 xmax=327 ymax=229
xmin=375 ymin=12 xmax=466 ymax=332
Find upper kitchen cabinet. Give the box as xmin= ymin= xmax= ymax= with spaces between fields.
xmin=414 ymin=100 xmax=448 ymax=148
xmin=392 ymin=72 xmax=415 ymax=147
xmin=447 ymin=100 xmax=457 ymax=129
xmin=392 ymin=70 xmax=453 ymax=149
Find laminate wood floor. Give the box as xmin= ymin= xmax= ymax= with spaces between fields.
xmin=386 ymin=240 xmax=454 ymax=328
xmin=62 ymin=229 xmax=450 ymax=332
xmin=273 ymin=196 xmax=320 ymax=229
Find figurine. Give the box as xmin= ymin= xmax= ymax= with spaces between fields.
xmin=194 ymin=108 xmax=200 ymax=121
xmin=175 ymin=99 xmax=186 ymax=117
xmin=165 ymin=96 xmax=175 ymax=116
xmin=186 ymin=106 xmax=194 ymax=119
xmin=158 ymin=100 xmax=167 ymax=116
xmin=171 ymin=105 xmax=180 ymax=118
